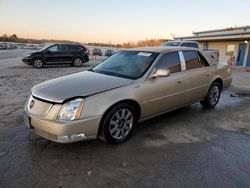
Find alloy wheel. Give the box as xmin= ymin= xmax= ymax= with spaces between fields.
xmin=33 ymin=59 xmax=43 ymax=68
xmin=109 ymin=108 xmax=133 ymax=140
xmin=74 ymin=58 xmax=83 ymax=67
xmin=209 ymin=85 xmax=220 ymax=106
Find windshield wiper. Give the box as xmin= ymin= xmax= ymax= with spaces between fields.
xmin=88 ymin=69 xmax=95 ymax=72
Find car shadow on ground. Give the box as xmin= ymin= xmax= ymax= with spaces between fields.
xmin=26 ymin=104 xmax=210 ymax=149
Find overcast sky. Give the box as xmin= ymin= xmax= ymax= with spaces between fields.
xmin=0 ymin=0 xmax=250 ymax=43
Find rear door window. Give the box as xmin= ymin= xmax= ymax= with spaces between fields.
xmin=161 ymin=42 xmax=180 ymax=47
xmin=197 ymin=51 xmax=210 ymax=67
xmin=180 ymin=43 xmax=199 ymax=48
xmin=156 ymin=52 xmax=181 ymax=74
xmin=60 ymin=45 xmax=69 ymax=52
xmin=68 ymin=45 xmax=82 ymax=51
xmin=183 ymin=50 xmax=202 ymax=70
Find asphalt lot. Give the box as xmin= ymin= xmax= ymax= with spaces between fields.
xmin=0 ymin=49 xmax=250 ymax=188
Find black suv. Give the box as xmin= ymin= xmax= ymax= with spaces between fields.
xmin=22 ymin=44 xmax=89 ymax=68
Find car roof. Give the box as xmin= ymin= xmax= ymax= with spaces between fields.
xmin=53 ymin=43 xmax=81 ymax=46
xmin=124 ymin=46 xmax=198 ymax=54
xmin=176 ymin=41 xmax=198 ymax=44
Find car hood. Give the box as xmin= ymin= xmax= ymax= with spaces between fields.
xmin=32 ymin=71 xmax=133 ymax=103
xmin=23 ymin=51 xmax=39 ymax=57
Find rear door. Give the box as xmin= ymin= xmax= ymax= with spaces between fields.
xmin=180 ymin=50 xmax=211 ymax=103
xmin=60 ymin=45 xmax=74 ymax=62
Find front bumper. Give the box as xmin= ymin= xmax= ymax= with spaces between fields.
xmin=84 ymin=55 xmax=89 ymax=62
xmin=24 ymin=113 xmax=101 ymax=143
xmin=22 ymin=58 xmax=32 ymax=65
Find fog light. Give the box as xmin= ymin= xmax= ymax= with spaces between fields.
xmin=57 ymin=135 xmax=69 ymax=142
xmin=70 ymin=133 xmax=86 ymax=141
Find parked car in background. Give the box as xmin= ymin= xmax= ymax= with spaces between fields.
xmin=24 ymin=46 xmax=232 ymax=144
xmin=0 ymin=42 xmax=7 ymax=50
xmin=22 ymin=44 xmax=89 ymax=68
xmin=26 ymin=44 xmax=40 ymax=50
xmin=7 ymin=42 xmax=17 ymax=49
xmin=92 ymin=48 xmax=103 ymax=56
xmin=161 ymin=41 xmax=200 ymax=48
xmin=161 ymin=41 xmax=219 ymax=64
xmin=0 ymin=42 xmax=17 ymax=50
xmin=105 ymin=49 xmax=116 ymax=57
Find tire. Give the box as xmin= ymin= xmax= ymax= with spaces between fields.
xmin=200 ymin=82 xmax=222 ymax=108
xmin=72 ymin=57 xmax=83 ymax=67
xmin=32 ymin=58 xmax=44 ymax=68
xmin=100 ymin=103 xmax=138 ymax=144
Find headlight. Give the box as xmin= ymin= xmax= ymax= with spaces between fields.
xmin=57 ymin=98 xmax=84 ymax=121
xmin=24 ymin=53 xmax=32 ymax=57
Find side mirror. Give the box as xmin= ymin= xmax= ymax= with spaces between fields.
xmin=150 ymin=69 xmax=170 ymax=79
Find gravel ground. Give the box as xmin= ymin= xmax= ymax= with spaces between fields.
xmin=0 ymin=49 xmax=250 ymax=188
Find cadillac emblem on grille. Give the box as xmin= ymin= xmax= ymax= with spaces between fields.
xmin=29 ymin=99 xmax=35 ymax=109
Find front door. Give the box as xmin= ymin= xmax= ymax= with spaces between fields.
xmin=43 ymin=45 xmax=60 ymax=63
xmin=143 ymin=73 xmax=188 ymax=117
xmin=236 ymin=43 xmax=246 ymax=66
xmin=44 ymin=44 xmax=69 ymax=63
xmin=141 ymin=52 xmax=187 ymax=117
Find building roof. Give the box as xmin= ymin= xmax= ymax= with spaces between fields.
xmin=174 ymin=26 xmax=250 ymax=42
xmin=193 ymin=25 xmax=250 ymax=35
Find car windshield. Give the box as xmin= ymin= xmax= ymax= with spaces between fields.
xmin=161 ymin=42 xmax=180 ymax=46
xmin=92 ymin=51 xmax=159 ymax=79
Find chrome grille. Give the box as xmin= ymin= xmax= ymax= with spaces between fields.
xmin=27 ymin=96 xmax=53 ymax=116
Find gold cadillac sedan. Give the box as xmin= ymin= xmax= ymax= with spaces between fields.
xmin=24 ymin=47 xmax=232 ymax=144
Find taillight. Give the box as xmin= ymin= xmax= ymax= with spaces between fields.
xmin=83 ymin=47 xmax=89 ymax=54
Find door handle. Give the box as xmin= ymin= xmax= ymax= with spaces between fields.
xmin=206 ymin=73 xmax=211 ymax=77
xmin=177 ymin=80 xmax=183 ymax=84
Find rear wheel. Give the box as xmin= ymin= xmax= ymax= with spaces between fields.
xmin=72 ymin=57 xmax=83 ymax=67
xmin=201 ymin=82 xmax=221 ymax=108
xmin=32 ymin=58 xmax=44 ymax=68
xmin=100 ymin=103 xmax=138 ymax=144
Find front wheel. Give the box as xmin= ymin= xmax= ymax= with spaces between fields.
xmin=200 ymin=82 xmax=221 ymax=108
xmin=32 ymin=58 xmax=44 ymax=68
xmin=100 ymin=103 xmax=138 ymax=144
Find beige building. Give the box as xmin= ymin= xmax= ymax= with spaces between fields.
xmin=174 ymin=26 xmax=250 ymax=67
